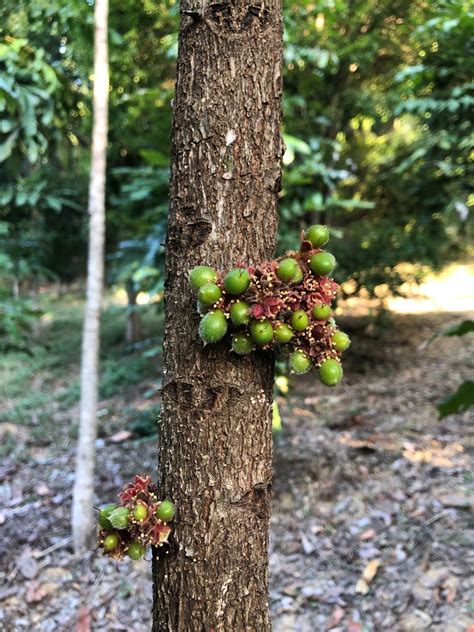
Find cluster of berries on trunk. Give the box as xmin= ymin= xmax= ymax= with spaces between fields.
xmin=97 ymin=475 xmax=175 ymax=560
xmin=189 ymin=225 xmax=350 ymax=386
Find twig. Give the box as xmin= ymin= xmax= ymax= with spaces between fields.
xmin=35 ymin=537 xmax=72 ymax=559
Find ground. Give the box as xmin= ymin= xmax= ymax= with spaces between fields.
xmin=0 ymin=276 xmax=473 ymax=631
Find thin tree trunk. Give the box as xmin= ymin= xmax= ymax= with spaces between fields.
xmin=152 ymin=1 xmax=283 ymax=629
xmin=72 ymin=0 xmax=109 ymax=554
xmin=126 ymin=284 xmax=141 ymax=343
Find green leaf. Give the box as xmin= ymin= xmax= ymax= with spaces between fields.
xmin=108 ymin=507 xmax=130 ymax=529
xmin=0 ymin=129 xmax=19 ymax=162
xmin=327 ymin=197 xmax=375 ymax=210
xmin=139 ymin=149 xmax=169 ymax=167
xmin=442 ymin=319 xmax=474 ymax=337
xmin=282 ymin=133 xmax=311 ymax=156
xmin=0 ymin=119 xmax=16 ymax=133
xmin=438 ymin=381 xmax=474 ymax=418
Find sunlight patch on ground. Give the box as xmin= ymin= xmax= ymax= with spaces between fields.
xmin=387 ymin=263 xmax=474 ymax=314
xmin=340 ymin=263 xmax=474 ymax=316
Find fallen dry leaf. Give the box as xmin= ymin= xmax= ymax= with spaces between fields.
xmin=437 ymin=494 xmax=472 ymax=509
xmin=292 ymin=407 xmax=313 ymax=418
xmin=358 ymin=528 xmax=376 ymax=541
xmin=347 ymin=620 xmax=362 ymax=632
xmin=25 ymin=581 xmax=47 ymax=604
xmin=108 ymin=430 xmax=132 ymax=443
xmin=35 ymin=482 xmax=51 ymax=496
xmin=326 ymin=605 xmax=345 ymax=629
xmin=76 ymin=606 xmax=91 ymax=632
xmin=355 ymin=559 xmax=381 ymax=595
xmin=434 ymin=575 xmax=458 ymax=604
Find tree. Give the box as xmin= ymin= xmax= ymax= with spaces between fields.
xmin=71 ymin=0 xmax=109 ymax=553
xmin=152 ymin=1 xmax=283 ymax=629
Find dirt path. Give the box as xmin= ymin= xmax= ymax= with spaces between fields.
xmin=0 ymin=309 xmax=473 ymax=631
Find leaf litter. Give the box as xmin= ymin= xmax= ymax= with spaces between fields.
xmin=0 ymin=309 xmax=473 ymax=631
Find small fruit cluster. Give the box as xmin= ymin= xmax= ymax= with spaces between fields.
xmin=97 ymin=475 xmax=175 ymax=560
xmin=189 ymin=225 xmax=350 ymax=386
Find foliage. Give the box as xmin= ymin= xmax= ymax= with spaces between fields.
xmin=437 ymin=318 xmax=474 ymax=418
xmin=1 ymin=0 xmax=472 ymax=348
xmin=280 ymin=0 xmax=472 ymax=295
xmin=438 ymin=381 xmax=474 ymax=419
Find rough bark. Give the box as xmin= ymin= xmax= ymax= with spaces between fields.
xmin=152 ymin=1 xmax=283 ymax=630
xmin=71 ymin=0 xmax=109 ymax=554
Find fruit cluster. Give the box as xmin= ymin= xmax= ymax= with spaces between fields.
xmin=189 ymin=225 xmax=350 ymax=386
xmin=97 ymin=475 xmax=175 ymax=560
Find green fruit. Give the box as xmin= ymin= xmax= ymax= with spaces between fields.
xmin=156 ymin=500 xmax=176 ymax=522
xmin=199 ymin=310 xmax=228 ymax=344
xmin=305 ymin=224 xmax=329 ymax=248
xmin=319 ymin=358 xmax=343 ymax=386
xmin=231 ymin=333 xmax=254 ymax=355
xmin=292 ymin=266 xmax=304 ymax=284
xmin=249 ymin=319 xmax=274 ymax=345
xmin=98 ymin=503 xmax=118 ymax=530
xmin=198 ymin=283 xmax=222 ymax=306
xmin=103 ymin=533 xmax=120 ymax=552
xmin=312 ymin=303 xmax=332 ymax=320
xmin=229 ymin=301 xmax=250 ymax=326
xmin=274 ymin=323 xmax=294 ymax=344
xmin=223 ymin=268 xmax=251 ymax=295
xmin=291 ymin=310 xmax=309 ymax=332
xmin=309 ymin=252 xmax=336 ymax=276
xmin=108 ymin=507 xmax=130 ymax=530
xmin=289 ymin=350 xmax=312 ymax=374
xmin=127 ymin=541 xmax=146 ymax=560
xmin=133 ymin=503 xmax=148 ymax=522
xmin=276 ymin=258 xmax=299 ymax=282
xmin=189 ymin=266 xmax=218 ymax=290
xmin=331 ymin=330 xmax=351 ymax=352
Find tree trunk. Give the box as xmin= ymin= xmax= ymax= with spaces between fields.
xmin=152 ymin=2 xmax=283 ymax=630
xmin=126 ymin=284 xmax=141 ymax=343
xmin=72 ymin=0 xmax=109 ymax=554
